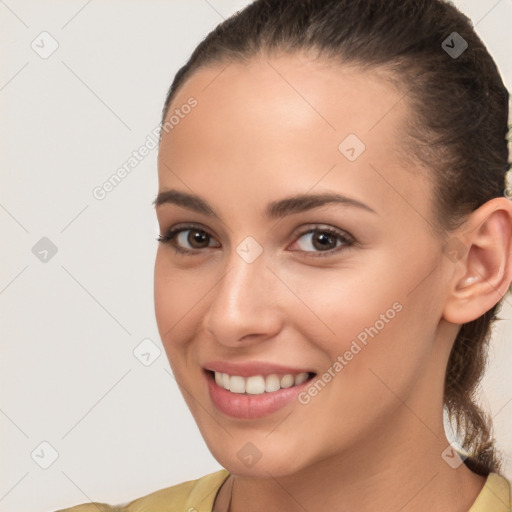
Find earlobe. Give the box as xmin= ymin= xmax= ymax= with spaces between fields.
xmin=443 ymin=197 xmax=512 ymax=325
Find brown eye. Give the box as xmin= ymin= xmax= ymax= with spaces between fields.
xmin=185 ymin=229 xmax=211 ymax=249
xmin=156 ymin=225 xmax=220 ymax=254
xmin=290 ymin=227 xmax=354 ymax=256
xmin=309 ymin=231 xmax=338 ymax=251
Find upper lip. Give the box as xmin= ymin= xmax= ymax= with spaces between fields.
xmin=203 ymin=360 xmax=315 ymax=377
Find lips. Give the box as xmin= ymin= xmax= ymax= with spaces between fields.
xmin=202 ymin=360 xmax=317 ymax=419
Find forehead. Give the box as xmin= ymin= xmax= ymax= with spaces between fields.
xmin=166 ymin=53 xmax=408 ymax=136
xmin=160 ymin=53 xmax=411 ymax=166
xmin=157 ymin=53 xmax=434 ymax=232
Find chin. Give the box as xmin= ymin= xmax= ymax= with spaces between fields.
xmin=218 ymin=454 xmax=307 ymax=479
xmin=203 ymin=431 xmax=318 ymax=479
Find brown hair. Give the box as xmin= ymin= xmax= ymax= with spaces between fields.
xmin=159 ymin=0 xmax=510 ymax=474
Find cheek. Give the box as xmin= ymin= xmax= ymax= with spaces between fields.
xmin=280 ymin=253 xmax=440 ymax=384
xmin=277 ymin=259 xmax=404 ymax=351
xmin=154 ymin=253 xmax=177 ymax=341
xmin=153 ymin=251 xmax=207 ymax=345
xmin=153 ymin=253 xmax=199 ymax=372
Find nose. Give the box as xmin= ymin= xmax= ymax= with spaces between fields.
xmin=204 ymin=247 xmax=283 ymax=348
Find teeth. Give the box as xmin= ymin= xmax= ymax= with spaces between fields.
xmin=294 ymin=372 xmax=309 ymax=385
xmin=280 ymin=374 xmax=294 ymax=388
xmin=265 ymin=374 xmax=280 ymax=392
xmin=246 ymin=375 xmax=266 ymax=394
xmin=213 ymin=371 xmax=311 ymax=395
xmin=230 ymin=375 xmax=246 ymax=394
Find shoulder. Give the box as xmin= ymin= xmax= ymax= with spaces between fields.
xmin=469 ymin=472 xmax=512 ymax=512
xmin=54 ymin=469 xmax=230 ymax=512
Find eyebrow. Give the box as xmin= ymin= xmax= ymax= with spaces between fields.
xmin=152 ymin=189 xmax=376 ymax=219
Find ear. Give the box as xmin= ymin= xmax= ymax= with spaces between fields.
xmin=443 ymin=197 xmax=512 ymax=324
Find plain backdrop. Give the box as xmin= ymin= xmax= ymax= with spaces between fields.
xmin=1 ymin=1 xmax=511 ymax=511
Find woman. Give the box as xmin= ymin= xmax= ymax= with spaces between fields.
xmin=56 ymin=0 xmax=512 ymax=510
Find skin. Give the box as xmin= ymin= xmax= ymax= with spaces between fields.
xmin=154 ymin=52 xmax=512 ymax=512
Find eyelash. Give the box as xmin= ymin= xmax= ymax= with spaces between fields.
xmin=156 ymin=224 xmax=355 ymax=258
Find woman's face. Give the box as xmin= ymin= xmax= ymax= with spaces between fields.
xmin=154 ymin=53 xmax=456 ymax=477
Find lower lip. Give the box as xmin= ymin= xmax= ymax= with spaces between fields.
xmin=205 ymin=370 xmax=315 ymax=419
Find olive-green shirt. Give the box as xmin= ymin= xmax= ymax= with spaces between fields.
xmin=54 ymin=469 xmax=511 ymax=512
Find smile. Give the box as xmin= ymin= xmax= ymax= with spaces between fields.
xmin=212 ymin=371 xmax=314 ymax=395
xmin=204 ymin=369 xmax=317 ymax=419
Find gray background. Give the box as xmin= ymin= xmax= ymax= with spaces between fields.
xmin=1 ymin=1 xmax=511 ymax=511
